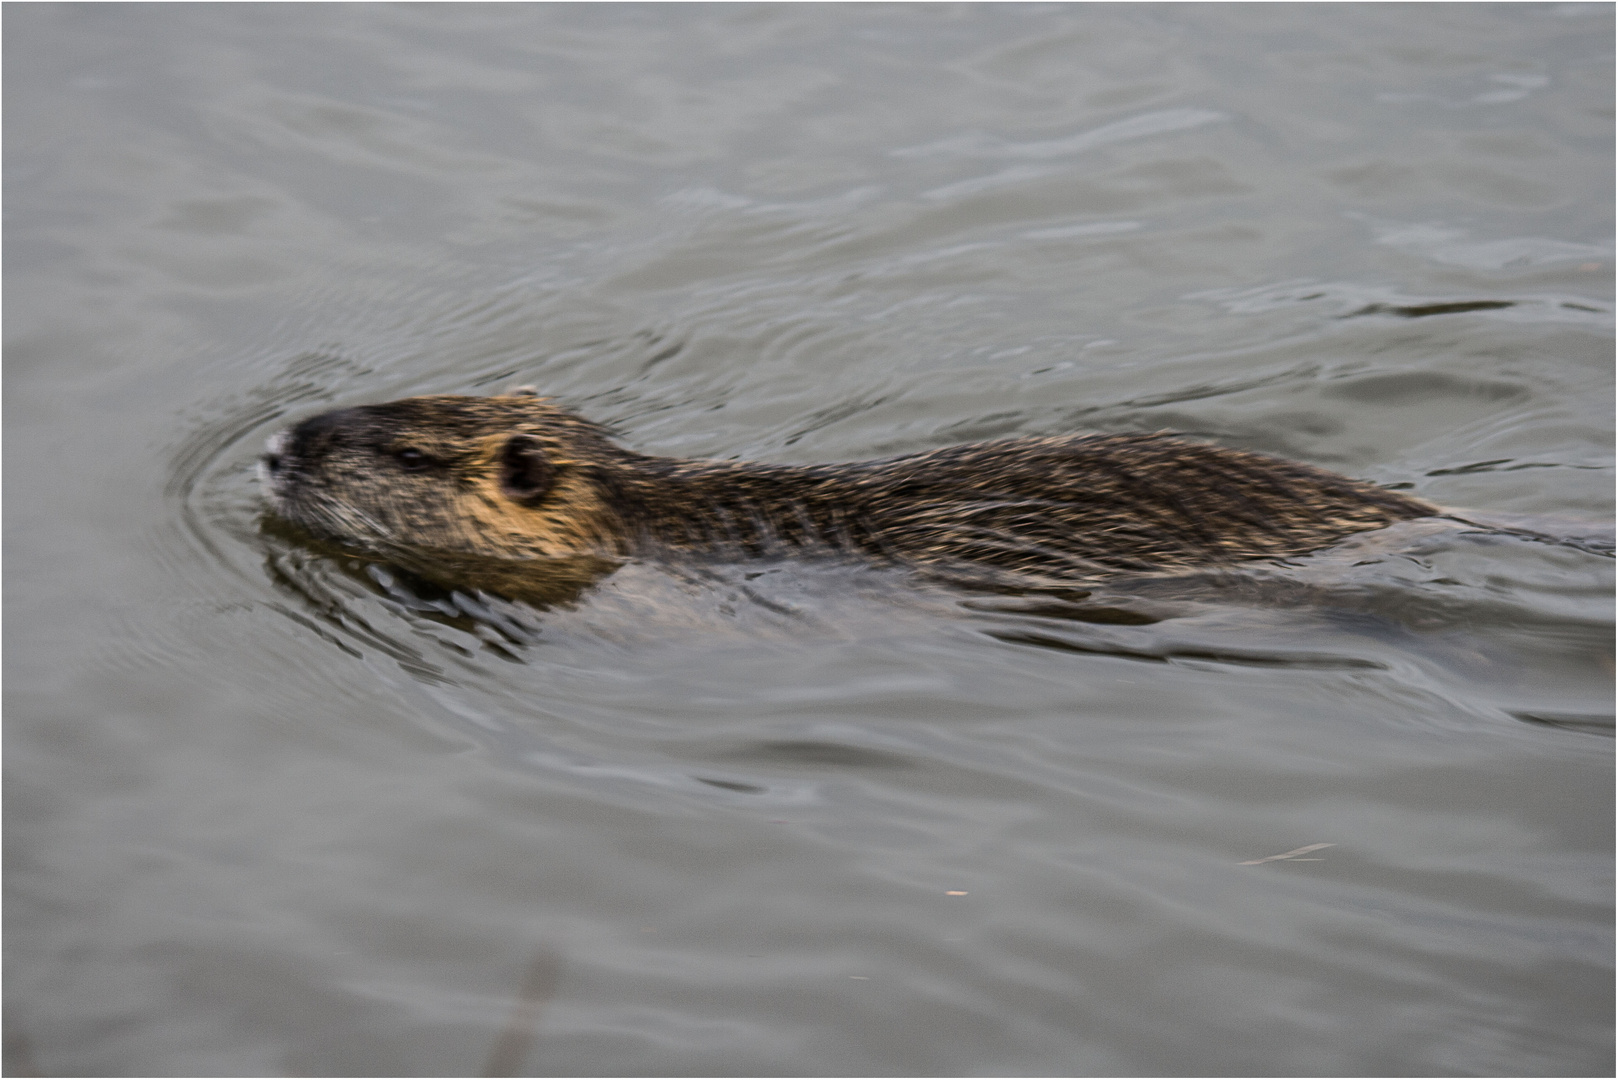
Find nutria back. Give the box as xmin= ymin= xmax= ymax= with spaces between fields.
xmin=260 ymin=393 xmax=1434 ymax=589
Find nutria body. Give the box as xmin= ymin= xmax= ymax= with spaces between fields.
xmin=260 ymin=393 xmax=1435 ymax=592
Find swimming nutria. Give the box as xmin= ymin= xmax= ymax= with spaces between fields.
xmin=259 ymin=392 xmax=1435 ymax=594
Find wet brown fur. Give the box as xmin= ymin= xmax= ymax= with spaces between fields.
xmin=260 ymin=393 xmax=1436 ymax=590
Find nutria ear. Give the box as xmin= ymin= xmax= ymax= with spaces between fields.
xmin=498 ymin=434 xmax=556 ymax=503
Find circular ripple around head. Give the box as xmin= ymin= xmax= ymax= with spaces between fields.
xmin=149 ymin=345 xmax=489 ymax=685
xmin=165 ymin=349 xmax=373 ymax=587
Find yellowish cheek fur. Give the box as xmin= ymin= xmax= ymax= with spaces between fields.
xmin=457 ymin=472 xmax=619 ymax=559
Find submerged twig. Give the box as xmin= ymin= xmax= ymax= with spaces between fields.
xmin=482 ymin=950 xmax=563 ymax=1077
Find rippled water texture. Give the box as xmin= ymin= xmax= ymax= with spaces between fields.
xmin=6 ymin=5 xmax=1613 ymax=1076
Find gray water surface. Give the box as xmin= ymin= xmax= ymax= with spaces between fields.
xmin=6 ymin=5 xmax=1613 ymax=1076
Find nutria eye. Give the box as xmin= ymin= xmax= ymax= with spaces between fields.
xmin=499 ymin=434 xmax=555 ymax=503
xmin=394 ymin=448 xmax=433 ymax=473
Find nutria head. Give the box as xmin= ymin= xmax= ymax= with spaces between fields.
xmin=260 ymin=394 xmax=632 ymax=565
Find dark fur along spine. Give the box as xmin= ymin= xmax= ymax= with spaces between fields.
xmin=572 ymin=434 xmax=1431 ymax=578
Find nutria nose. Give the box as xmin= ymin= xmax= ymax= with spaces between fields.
xmin=259 ymin=430 xmax=293 ymax=487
